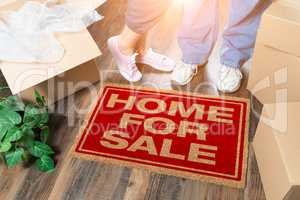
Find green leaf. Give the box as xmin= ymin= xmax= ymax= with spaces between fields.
xmin=4 ymin=127 xmax=23 ymax=143
xmin=22 ymin=126 xmax=35 ymax=137
xmin=40 ymin=127 xmax=49 ymax=143
xmin=40 ymin=111 xmax=49 ymax=125
xmin=0 ymin=126 xmax=8 ymax=142
xmin=34 ymin=90 xmax=46 ymax=107
xmin=0 ymin=96 xmax=25 ymax=112
xmin=29 ymin=141 xmax=54 ymax=158
xmin=5 ymin=148 xmax=25 ymax=167
xmin=0 ymin=109 xmax=22 ymax=141
xmin=0 ymin=108 xmax=22 ymax=125
xmin=0 ymin=141 xmax=12 ymax=153
xmin=18 ymin=127 xmax=35 ymax=149
xmin=35 ymin=155 xmax=55 ymax=173
xmin=19 ymin=135 xmax=34 ymax=149
xmin=0 ymin=109 xmax=22 ymax=123
xmin=23 ymin=105 xmax=48 ymax=128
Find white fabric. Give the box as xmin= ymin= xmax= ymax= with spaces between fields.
xmin=0 ymin=1 xmax=103 ymax=63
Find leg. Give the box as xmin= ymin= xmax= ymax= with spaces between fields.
xmin=220 ymin=0 xmax=272 ymax=68
xmin=172 ymin=0 xmax=219 ymax=85
xmin=119 ymin=0 xmax=172 ymax=55
xmin=107 ymin=0 xmax=175 ymax=82
xmin=217 ymin=0 xmax=271 ymax=93
xmin=118 ymin=25 xmax=144 ymax=55
xmin=178 ymin=0 xmax=219 ymax=65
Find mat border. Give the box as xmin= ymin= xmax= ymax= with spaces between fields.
xmin=70 ymin=83 xmax=250 ymax=189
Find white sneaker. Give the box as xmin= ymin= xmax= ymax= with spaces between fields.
xmin=217 ymin=65 xmax=243 ymax=93
xmin=171 ymin=62 xmax=198 ymax=85
xmin=107 ymin=36 xmax=142 ymax=82
xmin=137 ymin=48 xmax=176 ymax=72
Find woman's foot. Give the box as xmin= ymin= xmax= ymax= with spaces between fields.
xmin=217 ymin=65 xmax=243 ymax=93
xmin=137 ymin=48 xmax=176 ymax=72
xmin=107 ymin=36 xmax=142 ymax=82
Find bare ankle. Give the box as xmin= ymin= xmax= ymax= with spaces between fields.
xmin=136 ymin=48 xmax=147 ymax=56
xmin=121 ymin=48 xmax=135 ymax=56
xmin=118 ymin=41 xmax=135 ymax=56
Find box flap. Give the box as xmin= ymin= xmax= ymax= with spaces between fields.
xmin=247 ymin=44 xmax=300 ymax=104
xmin=263 ymin=102 xmax=300 ymax=185
xmin=258 ymin=0 xmax=300 ymax=57
xmin=0 ymin=0 xmax=102 ymax=94
xmin=254 ymin=115 xmax=292 ymax=200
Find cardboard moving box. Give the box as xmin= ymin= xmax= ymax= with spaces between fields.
xmin=248 ymin=44 xmax=300 ymax=103
xmin=253 ymin=102 xmax=300 ymax=200
xmin=247 ymin=0 xmax=300 ymax=103
xmin=0 ymin=0 xmax=103 ymax=104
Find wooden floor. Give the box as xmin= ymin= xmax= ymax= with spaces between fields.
xmin=0 ymin=0 xmax=266 ymax=199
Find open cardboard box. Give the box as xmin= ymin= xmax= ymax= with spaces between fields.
xmin=247 ymin=0 xmax=300 ymax=103
xmin=0 ymin=0 xmax=103 ymax=104
xmin=253 ymin=102 xmax=300 ymax=200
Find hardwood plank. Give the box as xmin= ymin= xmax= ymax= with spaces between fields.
xmin=123 ymin=169 xmax=150 ymax=200
xmin=0 ymin=166 xmax=29 ymax=200
xmin=144 ymin=174 xmax=184 ymax=200
xmin=243 ymin=146 xmax=266 ymax=200
xmin=49 ymin=159 xmax=129 ymax=200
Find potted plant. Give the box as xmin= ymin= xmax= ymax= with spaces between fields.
xmin=0 ymin=88 xmax=55 ymax=173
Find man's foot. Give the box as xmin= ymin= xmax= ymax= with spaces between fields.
xmin=107 ymin=36 xmax=142 ymax=82
xmin=137 ymin=48 xmax=176 ymax=72
xmin=171 ymin=62 xmax=198 ymax=85
xmin=217 ymin=65 xmax=243 ymax=93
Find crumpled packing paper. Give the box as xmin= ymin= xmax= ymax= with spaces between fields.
xmin=0 ymin=0 xmax=104 ymax=63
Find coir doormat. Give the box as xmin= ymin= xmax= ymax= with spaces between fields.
xmin=72 ymin=84 xmax=249 ymax=188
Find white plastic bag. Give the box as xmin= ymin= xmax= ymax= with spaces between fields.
xmin=0 ymin=1 xmax=103 ymax=63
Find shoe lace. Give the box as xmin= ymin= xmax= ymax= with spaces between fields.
xmin=128 ymin=53 xmax=138 ymax=71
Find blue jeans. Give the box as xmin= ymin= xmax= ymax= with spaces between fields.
xmin=126 ymin=0 xmax=272 ymax=68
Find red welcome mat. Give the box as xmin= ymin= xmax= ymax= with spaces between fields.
xmin=72 ymin=84 xmax=249 ymax=188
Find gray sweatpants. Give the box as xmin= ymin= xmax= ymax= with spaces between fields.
xmin=126 ymin=0 xmax=271 ymax=68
